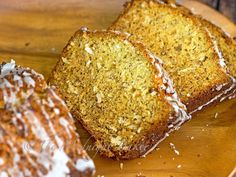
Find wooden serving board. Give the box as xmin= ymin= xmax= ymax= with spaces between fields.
xmin=0 ymin=0 xmax=236 ymax=176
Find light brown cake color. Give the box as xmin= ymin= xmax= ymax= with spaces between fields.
xmin=162 ymin=0 xmax=236 ymax=105
xmin=167 ymin=0 xmax=236 ymax=109
xmin=110 ymin=0 xmax=235 ymax=113
xmin=0 ymin=60 xmax=95 ymax=177
xmin=49 ymin=28 xmax=189 ymax=160
xmin=193 ymin=14 xmax=236 ymax=102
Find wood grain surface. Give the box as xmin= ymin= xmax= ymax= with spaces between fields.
xmin=0 ymin=0 xmax=236 ymax=177
xmin=195 ymin=0 xmax=218 ymax=9
xmin=193 ymin=0 xmax=236 ymax=23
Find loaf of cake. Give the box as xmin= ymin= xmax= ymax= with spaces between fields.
xmin=49 ymin=28 xmax=189 ymax=159
xmin=0 ymin=60 xmax=95 ymax=177
xmin=110 ymin=0 xmax=235 ymax=113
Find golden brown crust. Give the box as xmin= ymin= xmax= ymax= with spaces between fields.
xmin=186 ymin=81 xmax=235 ymax=113
xmin=72 ymin=102 xmax=180 ymax=160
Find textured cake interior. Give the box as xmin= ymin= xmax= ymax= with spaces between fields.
xmin=110 ymin=0 xmax=230 ymax=107
xmin=50 ymin=31 xmax=173 ymax=155
xmin=201 ymin=19 xmax=236 ymax=77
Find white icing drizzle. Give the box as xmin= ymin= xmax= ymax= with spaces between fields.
xmin=40 ymin=103 xmax=64 ymax=148
xmin=170 ymin=3 xmax=176 ymax=8
xmin=24 ymin=110 xmax=51 ymax=145
xmin=0 ymin=60 xmax=42 ymax=109
xmin=0 ymin=61 xmax=95 ymax=176
xmin=216 ymin=84 xmax=223 ymax=91
xmin=59 ymin=118 xmax=72 ymax=139
xmin=75 ymin=158 xmax=95 ymax=173
xmin=24 ymin=76 xmax=35 ymax=87
xmin=0 ymin=172 xmax=9 ymax=177
xmin=80 ymin=26 xmax=88 ymax=32
xmin=147 ymin=50 xmax=190 ymax=124
xmin=21 ymin=144 xmax=44 ymax=177
xmin=14 ymin=111 xmax=28 ymax=136
xmin=32 ymin=150 xmax=51 ymax=172
xmin=228 ymin=92 xmax=236 ymax=100
xmin=6 ymin=140 xmax=24 ymax=177
xmin=1 ymin=59 xmax=16 ymax=77
xmin=53 ymin=108 xmax=60 ymax=115
xmin=0 ymin=157 xmax=4 ymax=165
xmin=154 ymin=0 xmax=165 ymax=4
xmin=45 ymin=150 xmax=70 ymax=177
xmin=13 ymin=75 xmax=23 ymax=87
xmin=47 ymin=97 xmax=55 ymax=108
xmin=189 ymin=29 xmax=236 ymax=114
xmin=23 ymin=168 xmax=32 ymax=177
xmin=205 ymin=28 xmax=227 ymax=69
xmin=190 ymin=77 xmax=236 ymax=114
xmin=141 ymin=49 xmax=190 ymax=157
xmin=2 ymin=78 xmax=13 ymax=88
xmin=49 ymin=88 xmax=68 ymax=108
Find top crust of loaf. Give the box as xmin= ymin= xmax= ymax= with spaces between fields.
xmin=0 ymin=60 xmax=95 ymax=177
xmin=49 ymin=28 xmax=189 ymax=159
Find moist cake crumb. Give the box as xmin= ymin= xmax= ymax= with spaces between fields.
xmin=49 ymin=29 xmax=189 ymax=160
xmin=110 ymin=0 xmax=235 ymax=113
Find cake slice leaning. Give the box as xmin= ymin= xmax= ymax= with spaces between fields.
xmin=166 ymin=0 xmax=236 ymax=106
xmin=196 ymin=17 xmax=236 ymax=101
xmin=110 ymin=0 xmax=235 ymax=113
xmin=49 ymin=28 xmax=189 ymax=160
xmin=0 ymin=60 xmax=95 ymax=177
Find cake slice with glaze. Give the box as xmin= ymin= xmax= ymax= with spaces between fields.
xmin=0 ymin=60 xmax=95 ymax=177
xmin=194 ymin=15 xmax=236 ymax=101
xmin=110 ymin=0 xmax=235 ymax=113
xmin=49 ymin=28 xmax=189 ymax=159
xmin=164 ymin=0 xmax=236 ymax=105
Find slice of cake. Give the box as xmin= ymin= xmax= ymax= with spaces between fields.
xmin=175 ymin=3 xmax=236 ymax=78
xmin=168 ymin=1 xmax=236 ymax=102
xmin=0 ymin=60 xmax=95 ymax=177
xmin=198 ymin=18 xmax=236 ymax=100
xmin=49 ymin=28 xmax=189 ymax=159
xmin=110 ymin=0 xmax=235 ymax=113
